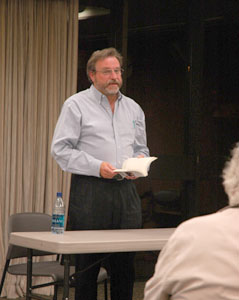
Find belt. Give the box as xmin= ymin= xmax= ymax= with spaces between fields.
xmin=74 ymin=174 xmax=126 ymax=182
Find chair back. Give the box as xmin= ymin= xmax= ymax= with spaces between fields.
xmin=7 ymin=212 xmax=53 ymax=259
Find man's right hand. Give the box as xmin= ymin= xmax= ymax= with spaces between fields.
xmin=100 ymin=162 xmax=117 ymax=179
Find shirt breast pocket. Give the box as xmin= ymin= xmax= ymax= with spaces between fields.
xmin=118 ymin=119 xmax=136 ymax=143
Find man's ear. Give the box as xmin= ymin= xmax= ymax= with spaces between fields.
xmin=89 ymin=71 xmax=95 ymax=83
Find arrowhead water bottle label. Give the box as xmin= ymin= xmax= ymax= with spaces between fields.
xmin=52 ymin=214 xmax=65 ymax=227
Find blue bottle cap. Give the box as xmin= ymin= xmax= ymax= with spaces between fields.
xmin=57 ymin=192 xmax=62 ymax=197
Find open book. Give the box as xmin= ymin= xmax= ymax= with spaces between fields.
xmin=113 ymin=156 xmax=157 ymax=178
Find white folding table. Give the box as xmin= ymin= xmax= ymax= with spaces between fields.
xmin=10 ymin=228 xmax=175 ymax=300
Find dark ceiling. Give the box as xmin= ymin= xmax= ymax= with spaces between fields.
xmin=78 ymin=0 xmax=112 ymax=10
xmin=78 ymin=0 xmax=239 ymax=38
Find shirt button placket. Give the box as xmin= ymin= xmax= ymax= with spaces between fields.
xmin=112 ymin=116 xmax=122 ymax=168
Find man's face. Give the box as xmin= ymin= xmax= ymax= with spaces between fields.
xmin=89 ymin=56 xmax=123 ymax=96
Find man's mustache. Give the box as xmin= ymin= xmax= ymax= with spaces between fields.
xmin=107 ymin=80 xmax=120 ymax=85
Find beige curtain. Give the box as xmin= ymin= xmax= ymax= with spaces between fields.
xmin=0 ymin=0 xmax=78 ymax=297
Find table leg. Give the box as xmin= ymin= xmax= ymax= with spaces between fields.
xmin=26 ymin=248 xmax=33 ymax=300
xmin=63 ymin=254 xmax=70 ymax=300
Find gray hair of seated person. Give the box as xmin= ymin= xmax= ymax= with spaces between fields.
xmin=86 ymin=47 xmax=123 ymax=83
xmin=222 ymin=142 xmax=239 ymax=206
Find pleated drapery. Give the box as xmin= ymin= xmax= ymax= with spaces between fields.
xmin=0 ymin=0 xmax=78 ymax=297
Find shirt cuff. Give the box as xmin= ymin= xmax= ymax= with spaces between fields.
xmin=90 ymin=159 xmax=103 ymax=177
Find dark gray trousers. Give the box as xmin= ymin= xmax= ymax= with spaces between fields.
xmin=68 ymin=175 xmax=142 ymax=300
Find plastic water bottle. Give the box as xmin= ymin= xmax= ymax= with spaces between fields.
xmin=51 ymin=192 xmax=65 ymax=234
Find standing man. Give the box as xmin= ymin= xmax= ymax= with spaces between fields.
xmin=51 ymin=47 xmax=149 ymax=300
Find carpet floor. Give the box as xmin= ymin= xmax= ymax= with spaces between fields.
xmin=96 ymin=279 xmax=146 ymax=300
xmin=0 ymin=280 xmax=147 ymax=300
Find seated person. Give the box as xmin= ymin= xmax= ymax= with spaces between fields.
xmin=144 ymin=143 xmax=239 ymax=300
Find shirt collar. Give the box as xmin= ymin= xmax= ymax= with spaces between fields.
xmin=90 ymin=84 xmax=123 ymax=104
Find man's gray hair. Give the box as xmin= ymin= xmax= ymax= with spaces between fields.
xmin=222 ymin=142 xmax=239 ymax=206
xmin=86 ymin=47 xmax=123 ymax=82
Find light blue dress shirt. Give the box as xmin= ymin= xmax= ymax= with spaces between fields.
xmin=51 ymin=85 xmax=149 ymax=177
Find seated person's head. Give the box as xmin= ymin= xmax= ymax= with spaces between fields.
xmin=222 ymin=142 xmax=239 ymax=207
